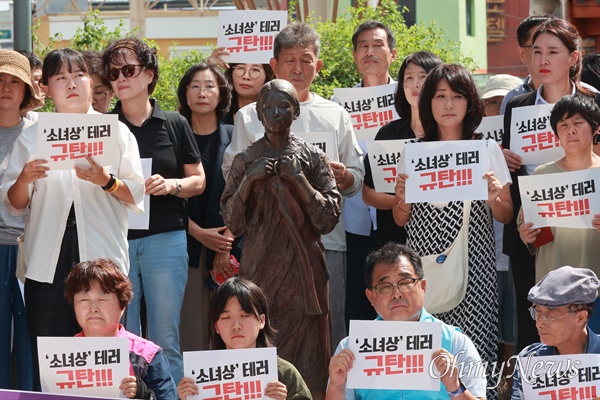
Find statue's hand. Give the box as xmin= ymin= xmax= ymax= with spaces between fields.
xmin=246 ymin=157 xmax=275 ymax=180
xmin=275 ymin=156 xmax=302 ymax=177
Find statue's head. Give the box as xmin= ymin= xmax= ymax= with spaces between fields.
xmin=257 ymin=79 xmax=301 ymax=133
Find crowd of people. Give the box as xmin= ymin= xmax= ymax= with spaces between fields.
xmin=0 ymin=11 xmax=599 ymax=400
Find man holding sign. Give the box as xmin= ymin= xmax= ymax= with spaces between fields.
xmin=511 ymin=266 xmax=600 ymax=400
xmin=326 ymin=243 xmax=486 ymax=399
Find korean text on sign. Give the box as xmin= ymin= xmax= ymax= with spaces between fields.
xmin=347 ymin=320 xmax=442 ymax=391
xmin=38 ymin=336 xmax=129 ymax=398
xmin=520 ymin=353 xmax=600 ymax=400
xmin=510 ymin=104 xmax=565 ymax=165
xmin=519 ymin=168 xmax=599 ymax=229
xmin=183 ymin=347 xmax=278 ymax=400
xmin=333 ymin=84 xmax=399 ymax=141
xmin=365 ymin=139 xmax=409 ymax=193
xmin=477 ymin=115 xmax=504 ymax=144
xmin=294 ymin=131 xmax=337 ymax=162
xmin=217 ymin=10 xmax=287 ymax=64
xmin=402 ymin=140 xmax=489 ymax=203
xmin=36 ymin=113 xmax=120 ymax=170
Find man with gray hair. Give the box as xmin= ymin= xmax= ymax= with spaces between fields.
xmin=511 ymin=266 xmax=600 ymax=399
xmin=222 ymin=22 xmax=364 ymax=399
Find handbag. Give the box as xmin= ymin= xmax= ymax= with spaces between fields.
xmin=422 ymin=201 xmax=471 ymax=314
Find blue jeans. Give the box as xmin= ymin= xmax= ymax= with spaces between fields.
xmin=124 ymin=230 xmax=188 ymax=384
xmin=0 ymin=244 xmax=33 ymax=390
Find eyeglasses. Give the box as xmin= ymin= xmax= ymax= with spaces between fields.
xmin=529 ymin=306 xmax=577 ymax=326
xmin=484 ymin=99 xmax=501 ymax=111
xmin=372 ymin=278 xmax=421 ymax=296
xmin=186 ymin=83 xmax=218 ymax=93
xmin=232 ymin=66 xmax=263 ymax=79
xmin=108 ymin=64 xmax=144 ymax=82
xmin=92 ymin=91 xmax=110 ymax=101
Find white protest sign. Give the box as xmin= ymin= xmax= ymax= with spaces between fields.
xmin=403 ymin=140 xmax=489 ymax=203
xmin=520 ymin=353 xmax=600 ymax=400
xmin=38 ymin=337 xmax=129 ymax=398
xmin=37 ymin=113 xmax=120 ymax=170
xmin=217 ymin=10 xmax=287 ymax=64
xmin=477 ymin=115 xmax=504 ymax=144
xmin=294 ymin=131 xmax=337 ymax=162
xmin=365 ymin=139 xmax=410 ymax=193
xmin=333 ymin=84 xmax=399 ymax=141
xmin=347 ymin=320 xmax=442 ymax=390
xmin=510 ymin=104 xmax=565 ymax=165
xmin=127 ymin=158 xmax=152 ymax=230
xmin=183 ymin=347 xmax=278 ymax=400
xmin=250 ymin=131 xmax=338 ymax=162
xmin=518 ymin=169 xmax=599 ymax=229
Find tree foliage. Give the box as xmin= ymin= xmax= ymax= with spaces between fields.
xmin=32 ymin=1 xmax=475 ymax=110
xmin=309 ymin=0 xmax=476 ymax=99
xmin=152 ymin=49 xmax=207 ymax=111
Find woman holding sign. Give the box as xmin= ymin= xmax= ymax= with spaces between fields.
xmin=65 ymin=258 xmax=177 ymax=399
xmin=518 ymin=94 xmax=600 ymax=331
xmin=207 ymin=47 xmax=275 ymax=125
xmin=176 ymin=277 xmax=312 ymax=400
xmin=1 ymin=48 xmax=144 ymax=389
xmin=393 ymin=64 xmax=512 ymax=400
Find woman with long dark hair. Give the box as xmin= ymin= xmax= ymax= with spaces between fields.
xmin=394 ymin=64 xmax=512 ymax=400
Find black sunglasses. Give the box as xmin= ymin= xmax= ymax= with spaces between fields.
xmin=108 ymin=64 xmax=144 ymax=82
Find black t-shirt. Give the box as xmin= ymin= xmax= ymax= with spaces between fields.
xmin=364 ymin=118 xmax=416 ymax=246
xmin=193 ymin=128 xmax=220 ymax=223
xmin=112 ymin=99 xmax=202 ymax=239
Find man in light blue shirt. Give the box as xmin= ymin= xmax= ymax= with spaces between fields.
xmin=326 ymin=243 xmax=486 ymax=400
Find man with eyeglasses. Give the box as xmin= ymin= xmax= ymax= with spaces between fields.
xmin=326 ymin=242 xmax=486 ymax=400
xmin=511 ymin=266 xmax=600 ymax=400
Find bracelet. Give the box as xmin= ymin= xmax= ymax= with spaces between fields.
xmin=396 ymin=202 xmax=411 ymax=215
xmin=447 ymin=380 xmax=467 ymax=397
xmin=107 ymin=179 xmax=120 ymax=193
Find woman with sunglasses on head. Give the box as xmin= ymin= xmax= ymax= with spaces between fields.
xmin=208 ymin=47 xmax=275 ymax=124
xmin=102 ymin=37 xmax=206 ymax=385
xmin=1 ymin=48 xmax=144 ymax=389
xmin=177 ymin=277 xmax=312 ymax=400
xmin=394 ymin=64 xmax=512 ymax=400
xmin=502 ymin=19 xmax=599 ymax=255
xmin=503 ymin=18 xmax=599 ymax=170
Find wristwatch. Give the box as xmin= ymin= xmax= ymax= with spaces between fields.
xmin=102 ymin=173 xmax=116 ymax=191
xmin=173 ymin=179 xmax=182 ymax=196
xmin=447 ymin=381 xmax=467 ymax=398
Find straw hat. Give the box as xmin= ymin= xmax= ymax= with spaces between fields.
xmin=482 ymin=74 xmax=523 ymax=99
xmin=0 ymin=49 xmax=43 ymax=112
